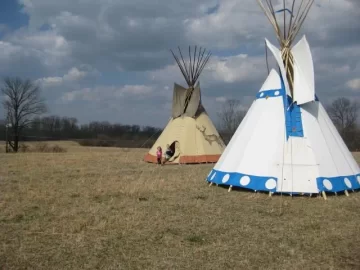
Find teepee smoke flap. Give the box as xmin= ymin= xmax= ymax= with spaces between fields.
xmin=170 ymin=46 xmax=211 ymax=117
xmin=256 ymin=0 xmax=314 ymax=97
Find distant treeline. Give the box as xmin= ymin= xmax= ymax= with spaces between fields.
xmin=0 ymin=112 xmax=359 ymax=151
xmin=0 ymin=115 xmax=235 ymax=148
xmin=1 ymin=76 xmax=358 ymax=152
xmin=0 ymin=115 xmax=163 ymax=148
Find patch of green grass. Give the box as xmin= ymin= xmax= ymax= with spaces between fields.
xmin=186 ymin=234 xmax=206 ymax=244
xmin=194 ymin=195 xmax=207 ymax=200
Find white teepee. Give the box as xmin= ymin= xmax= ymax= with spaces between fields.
xmin=206 ymin=0 xmax=360 ymax=195
xmin=144 ymin=46 xmax=225 ymax=164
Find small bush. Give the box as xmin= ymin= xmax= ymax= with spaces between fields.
xmin=18 ymin=142 xmax=67 ymax=153
xmin=35 ymin=142 xmax=49 ymax=152
xmin=19 ymin=144 xmax=30 ymax=152
xmin=77 ymin=138 xmax=158 ymax=148
xmin=186 ymin=234 xmax=205 ymax=244
xmin=51 ymin=145 xmax=67 ymax=153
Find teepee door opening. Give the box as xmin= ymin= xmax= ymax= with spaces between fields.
xmin=276 ymin=137 xmax=320 ymax=193
xmin=168 ymin=141 xmax=180 ymax=162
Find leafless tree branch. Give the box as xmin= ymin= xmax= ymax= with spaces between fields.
xmin=217 ymin=99 xmax=247 ymax=138
xmin=327 ymin=97 xmax=359 ymax=151
xmin=327 ymin=97 xmax=359 ymax=132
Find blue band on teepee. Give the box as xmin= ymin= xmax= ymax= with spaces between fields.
xmin=207 ymin=169 xmax=278 ymax=192
xmin=256 ymin=89 xmax=284 ymax=99
xmin=207 ymin=170 xmax=360 ymax=194
xmin=316 ymin=174 xmax=360 ymax=192
xmin=278 ymin=73 xmax=305 ymax=139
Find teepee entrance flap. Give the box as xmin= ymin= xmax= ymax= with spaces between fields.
xmin=168 ymin=140 xmax=181 ymax=162
xmin=278 ymin=163 xmax=319 ymax=193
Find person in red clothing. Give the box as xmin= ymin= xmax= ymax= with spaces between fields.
xmin=156 ymin=146 xmax=162 ymax=165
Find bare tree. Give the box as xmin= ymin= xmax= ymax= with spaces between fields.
xmin=217 ymin=99 xmax=247 ymax=136
xmin=327 ymin=97 xmax=359 ymax=151
xmin=1 ymin=77 xmax=47 ymax=152
xmin=327 ymin=97 xmax=359 ymax=132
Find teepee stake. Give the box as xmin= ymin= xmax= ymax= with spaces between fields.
xmin=228 ymin=185 xmax=233 ymax=192
xmin=345 ymin=190 xmax=349 ymax=197
xmin=322 ymin=191 xmax=327 ymax=200
xmin=209 ymin=182 xmax=213 ymax=187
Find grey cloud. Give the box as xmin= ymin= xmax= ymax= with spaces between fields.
xmin=18 ymin=0 xmax=218 ymax=72
xmin=115 ymin=52 xmax=171 ymax=72
xmin=54 ymin=90 xmax=170 ymax=126
xmin=303 ymin=22 xmax=360 ymax=49
xmin=0 ymin=0 xmax=358 ymax=127
xmin=0 ymin=47 xmax=48 ymax=78
xmin=14 ymin=0 xmax=360 ymax=75
xmin=345 ymin=0 xmax=360 ymax=8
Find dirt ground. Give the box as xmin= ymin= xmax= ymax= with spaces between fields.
xmin=1 ymin=141 xmax=360 ymax=269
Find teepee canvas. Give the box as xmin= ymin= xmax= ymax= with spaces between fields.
xmin=144 ymin=46 xmax=225 ymax=164
xmin=206 ymin=0 xmax=360 ymax=196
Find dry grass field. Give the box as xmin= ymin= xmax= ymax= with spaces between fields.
xmin=1 ymin=141 xmax=360 ymax=270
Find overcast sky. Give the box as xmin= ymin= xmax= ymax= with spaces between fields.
xmin=0 ymin=0 xmax=359 ymax=128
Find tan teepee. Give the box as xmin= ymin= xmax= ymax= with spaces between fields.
xmin=144 ymin=46 xmax=225 ymax=164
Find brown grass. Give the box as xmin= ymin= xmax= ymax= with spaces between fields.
xmin=18 ymin=142 xmax=67 ymax=153
xmin=0 ymin=141 xmax=67 ymax=153
xmin=0 ymin=141 xmax=360 ymax=269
